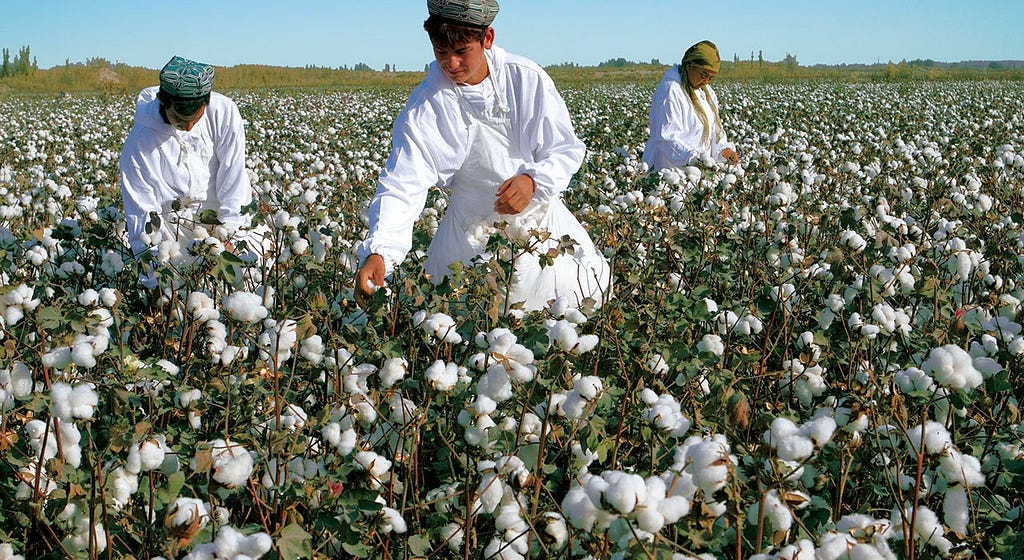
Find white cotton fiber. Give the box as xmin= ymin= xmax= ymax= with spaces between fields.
xmin=907 ymin=421 xmax=952 ymax=455
xmin=921 ymin=344 xmax=983 ymax=391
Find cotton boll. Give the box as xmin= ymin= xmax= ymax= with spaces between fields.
xmin=800 ymin=416 xmax=837 ymax=448
xmin=299 ymin=335 xmax=323 ymax=364
xmin=684 ymin=435 xmax=733 ymax=496
xmin=540 ymin=512 xmax=568 ymax=551
xmin=943 ymin=486 xmax=970 ymax=535
xmin=572 ymin=334 xmax=599 ymax=355
xmin=478 ymin=366 xmax=514 ymax=402
xmin=601 ymin=471 xmax=647 ymax=514
xmin=547 ymin=320 xmax=578 ymax=352
xmin=775 ymin=433 xmax=815 ymax=462
xmin=198 ymin=439 xmax=254 ymax=489
xmin=890 ymin=504 xmax=953 ymax=555
xmin=41 ymin=346 xmax=73 ymax=370
xmin=439 ymin=523 xmax=465 ymax=552
xmin=922 ymin=344 xmax=983 ymax=391
xmin=747 ymin=490 xmax=793 ymax=532
xmin=646 ymin=354 xmax=669 ymax=375
xmin=106 ymin=467 xmax=139 ymax=512
xmin=907 ymin=421 xmax=952 ymax=455
xmin=697 ymin=334 xmax=725 ymax=357
xmin=424 ymin=360 xmax=459 ymax=391
xmin=8 ymin=361 xmax=35 ymax=397
xmin=473 ymin=472 xmax=504 ymax=515
xmin=388 ymin=395 xmax=417 ymax=426
xmin=938 ymin=449 xmax=985 ymax=487
xmin=561 ymin=484 xmax=600 ymax=531
xmin=222 ymin=291 xmax=269 ymax=324
xmin=378 ymin=357 xmax=407 ymax=388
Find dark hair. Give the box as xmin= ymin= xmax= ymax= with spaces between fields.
xmin=423 ymin=14 xmax=488 ymax=49
xmin=157 ymin=88 xmax=210 ymax=119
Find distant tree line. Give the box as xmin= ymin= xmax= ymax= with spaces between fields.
xmin=1 ymin=45 xmax=38 ymax=78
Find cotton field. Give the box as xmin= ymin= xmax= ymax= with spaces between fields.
xmin=0 ymin=80 xmax=1022 ymax=559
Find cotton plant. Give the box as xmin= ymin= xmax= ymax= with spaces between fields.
xmin=0 ymin=361 xmax=35 ymax=412
xmin=639 ymin=388 xmax=692 ymax=437
xmin=180 ymin=525 xmax=273 ymax=560
xmin=545 ymin=318 xmax=600 ymax=355
xmin=412 ymin=310 xmax=463 ymax=344
xmin=193 ymin=439 xmax=254 ymax=490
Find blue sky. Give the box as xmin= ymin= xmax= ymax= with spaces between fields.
xmin=3 ymin=0 xmax=1022 ymax=71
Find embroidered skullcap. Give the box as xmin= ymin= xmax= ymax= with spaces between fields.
xmin=682 ymin=41 xmax=721 ymax=74
xmin=159 ymin=55 xmax=215 ymax=98
xmin=427 ymin=0 xmax=500 ymax=29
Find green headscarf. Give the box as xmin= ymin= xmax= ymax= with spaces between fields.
xmin=681 ymin=40 xmax=721 ymax=73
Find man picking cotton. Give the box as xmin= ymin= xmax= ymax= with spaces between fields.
xmin=355 ymin=0 xmax=610 ymax=311
xmin=119 ymin=55 xmax=253 ymax=282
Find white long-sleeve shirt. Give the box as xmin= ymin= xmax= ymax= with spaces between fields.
xmin=119 ymin=86 xmax=252 ymax=255
xmin=356 ymin=45 xmax=586 ymax=273
xmin=642 ymin=66 xmax=735 ymax=171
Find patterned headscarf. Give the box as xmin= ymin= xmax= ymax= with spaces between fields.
xmin=681 ymin=41 xmax=721 ymax=74
xmin=427 ymin=0 xmax=500 ymax=28
xmin=159 ymin=56 xmax=215 ymax=98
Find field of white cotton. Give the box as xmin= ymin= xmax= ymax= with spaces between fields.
xmin=0 ymin=80 xmax=1022 ymax=559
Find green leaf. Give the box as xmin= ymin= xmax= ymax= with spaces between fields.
xmin=342 ymin=542 xmax=372 ymax=558
xmin=407 ymin=534 xmax=432 ymax=556
xmin=198 ymin=209 xmax=223 ymax=225
xmin=219 ymin=250 xmax=246 ymax=266
xmin=156 ymin=471 xmax=186 ymax=503
xmin=37 ymin=306 xmax=63 ymax=330
xmin=277 ymin=523 xmax=313 ymax=560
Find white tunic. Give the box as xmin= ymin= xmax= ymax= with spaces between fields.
xmin=642 ymin=65 xmax=735 ymax=171
xmin=357 ymin=46 xmax=610 ymax=309
xmin=119 ymin=86 xmax=252 ymax=255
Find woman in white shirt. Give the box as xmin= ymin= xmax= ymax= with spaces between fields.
xmin=642 ymin=40 xmax=739 ymax=171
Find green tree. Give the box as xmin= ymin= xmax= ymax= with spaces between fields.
xmin=1 ymin=48 xmax=9 ymax=78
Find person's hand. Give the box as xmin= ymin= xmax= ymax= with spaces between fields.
xmin=721 ymin=148 xmax=740 ymax=165
xmin=355 ymin=254 xmax=385 ymax=308
xmin=495 ymin=174 xmax=536 ymax=215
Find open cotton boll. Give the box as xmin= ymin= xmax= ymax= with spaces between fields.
xmin=354 ymin=450 xmax=392 ymax=480
xmin=800 ymin=416 xmax=837 ymax=448
xmin=697 ymin=334 xmax=725 ymax=357
xmin=6 ymin=361 xmax=35 ymax=398
xmin=747 ymin=490 xmax=793 ymax=532
xmin=683 ymin=435 xmax=734 ymax=496
xmin=378 ymin=357 xmax=407 ymax=388
xmin=895 ymin=367 xmax=935 ymax=395
xmin=547 ymin=319 xmax=579 ymax=352
xmin=299 ymin=335 xmax=324 ymax=364
xmin=907 ymin=421 xmax=953 ymax=455
xmin=943 ymin=486 xmax=970 ymax=535
xmin=222 ymin=291 xmax=269 ymax=324
xmin=601 ymin=471 xmax=647 ymax=515
xmin=425 ymin=360 xmax=459 ymax=391
xmin=388 ymin=394 xmax=417 ymax=426
xmin=561 ymin=483 xmax=601 ymax=531
xmin=938 ymin=449 xmax=985 ymax=487
xmin=165 ymin=497 xmax=210 ymax=540
xmin=439 ymin=523 xmax=465 ymax=552
xmin=41 ymin=346 xmax=73 ymax=370
xmin=320 ymin=423 xmax=357 ymax=456
xmin=646 ymin=354 xmax=670 ymax=375
xmin=921 ymin=344 xmax=983 ymax=391
xmin=478 ymin=366 xmax=514 ymax=402
xmin=890 ymin=504 xmax=953 ymax=556
xmin=196 ymin=439 xmax=254 ymax=489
